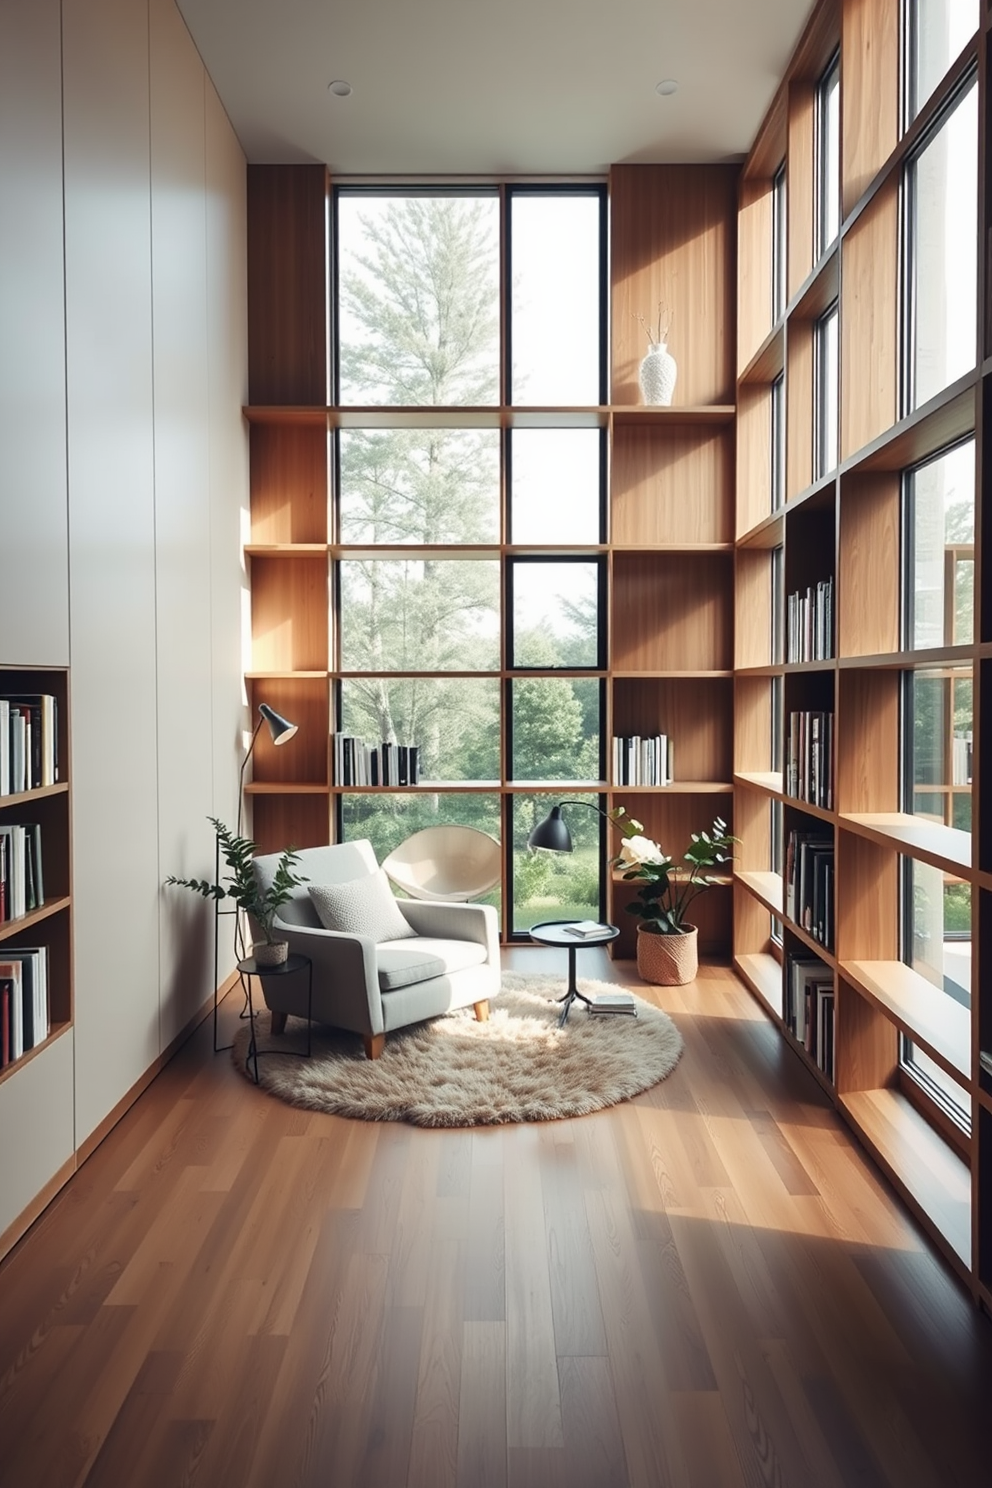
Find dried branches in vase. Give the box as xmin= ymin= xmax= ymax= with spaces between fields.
xmin=633 ymin=302 xmax=677 ymax=406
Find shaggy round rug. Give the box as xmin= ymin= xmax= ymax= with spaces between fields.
xmin=232 ymin=973 xmax=683 ymax=1126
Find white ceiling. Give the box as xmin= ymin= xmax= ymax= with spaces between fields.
xmin=176 ymin=0 xmax=814 ymax=175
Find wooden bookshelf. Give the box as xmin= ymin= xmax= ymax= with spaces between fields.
xmin=0 ymin=666 xmax=72 ymax=1089
xmin=733 ymin=0 xmax=990 ymax=1304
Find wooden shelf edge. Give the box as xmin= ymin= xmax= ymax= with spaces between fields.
xmin=839 ymin=1087 xmax=972 ymax=1273
xmin=838 ymin=812 xmax=972 ymax=876
xmin=245 ymin=672 xmax=328 ymax=681
xmin=735 ymin=511 xmax=785 ymax=550
xmin=737 ymin=322 xmax=785 ymax=385
xmin=0 ymin=896 xmax=72 ymax=944
xmin=245 ymin=544 xmax=328 ymax=558
xmin=735 ymin=870 xmax=784 ymax=917
xmin=0 ymin=1019 xmax=72 ymax=1090
xmin=841 ymin=959 xmax=971 ymax=1084
xmin=0 ymin=782 xmax=69 ymax=810
xmin=733 ymin=951 xmax=784 ymax=1020
xmin=610 ymin=782 xmax=734 ymax=795
xmin=734 ymin=771 xmax=784 ymax=797
xmin=244 ymin=783 xmax=330 ymax=796
xmin=785 ymin=916 xmax=837 ymax=966
xmin=334 ymin=782 xmax=503 ymax=794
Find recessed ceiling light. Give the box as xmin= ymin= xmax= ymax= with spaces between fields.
xmin=655 ymin=79 xmax=679 ymax=96
xmin=328 ymin=80 xmax=352 ymax=97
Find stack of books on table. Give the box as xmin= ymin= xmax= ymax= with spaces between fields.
xmin=587 ymin=991 xmax=637 ymax=1017
xmin=563 ymin=920 xmax=610 ymax=938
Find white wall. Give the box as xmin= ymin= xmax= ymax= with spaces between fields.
xmin=0 ymin=0 xmax=247 ymax=1223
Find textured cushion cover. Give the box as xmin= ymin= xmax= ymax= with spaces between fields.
xmin=309 ymin=869 xmax=415 ymax=943
xmin=376 ymin=936 xmax=488 ymax=992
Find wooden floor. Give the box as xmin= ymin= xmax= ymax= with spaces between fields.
xmin=1 ymin=950 xmax=991 ymax=1488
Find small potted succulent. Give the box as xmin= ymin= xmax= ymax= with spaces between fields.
xmin=611 ymin=809 xmax=737 ymax=984
xmin=167 ymin=817 xmax=307 ymax=965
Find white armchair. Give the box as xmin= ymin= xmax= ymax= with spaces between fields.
xmin=251 ymin=840 xmax=500 ymax=1058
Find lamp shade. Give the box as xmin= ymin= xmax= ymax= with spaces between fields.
xmin=258 ymin=702 xmax=298 ymax=746
xmin=527 ymin=805 xmax=573 ymax=853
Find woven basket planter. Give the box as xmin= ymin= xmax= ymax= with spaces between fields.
xmin=636 ymin=924 xmax=698 ymax=985
xmin=252 ymin=939 xmax=289 ymax=967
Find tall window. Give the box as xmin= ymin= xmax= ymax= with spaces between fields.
xmin=816 ymin=53 xmax=841 ymax=258
xmin=770 ymin=373 xmax=786 ymax=510
xmin=772 ymin=162 xmax=787 ymax=322
xmin=903 ymin=76 xmax=978 ymax=412
xmin=333 ymin=187 xmax=607 ymax=933
xmin=904 ymin=0 xmax=978 ymax=125
xmin=813 ymin=303 xmax=839 ymax=479
xmin=903 ymin=439 xmax=974 ymax=653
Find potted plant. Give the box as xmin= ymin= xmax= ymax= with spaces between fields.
xmin=611 ymin=810 xmax=737 ymax=985
xmin=167 ymin=817 xmax=307 ymax=966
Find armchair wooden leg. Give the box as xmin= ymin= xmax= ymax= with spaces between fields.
xmin=363 ymin=1033 xmax=385 ymax=1060
xmin=473 ymin=1000 xmax=490 ymax=1023
xmin=270 ymin=1010 xmax=288 ymax=1035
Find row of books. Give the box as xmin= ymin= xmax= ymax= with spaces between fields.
xmin=0 ymin=824 xmax=44 ymax=923
xmin=333 ymin=735 xmax=421 ymax=787
xmin=784 ymin=830 xmax=834 ymax=951
xmin=786 ymin=710 xmax=833 ymax=809
xmin=611 ymin=735 xmax=673 ymax=787
xmin=0 ymin=946 xmax=50 ymax=1066
xmin=0 ymin=694 xmax=58 ymax=796
xmin=786 ymin=955 xmax=834 ymax=1083
xmin=786 ymin=578 xmax=833 ymax=663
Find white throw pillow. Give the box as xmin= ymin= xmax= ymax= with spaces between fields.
xmin=309 ymin=869 xmax=415 ymax=942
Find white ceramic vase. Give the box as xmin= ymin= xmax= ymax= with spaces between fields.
xmin=639 ymin=341 xmax=677 ymax=406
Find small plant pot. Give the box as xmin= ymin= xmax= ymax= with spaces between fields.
xmin=636 ymin=924 xmax=698 ymax=985
xmin=252 ymin=939 xmax=289 ymax=968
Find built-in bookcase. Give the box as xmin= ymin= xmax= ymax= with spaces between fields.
xmin=0 ymin=666 xmax=72 ymax=1084
xmin=733 ymin=0 xmax=992 ymax=1309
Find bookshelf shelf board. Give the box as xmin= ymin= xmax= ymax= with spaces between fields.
xmin=335 ymin=781 xmax=502 ymax=794
xmin=0 ymin=782 xmax=69 ymax=810
xmin=338 ymin=670 xmax=503 ymax=682
xmin=837 ymin=645 xmax=975 ymax=672
xmin=839 ymin=813 xmax=972 ymax=875
xmin=783 ymin=472 xmax=838 ymax=518
xmin=243 ymin=405 xmax=328 ymax=426
xmin=243 ymin=782 xmax=330 ymax=796
xmin=334 ymin=545 xmax=500 ymax=563
xmin=245 ymin=544 xmax=328 ymax=558
xmin=783 ymin=659 xmax=836 ymax=674
xmin=510 ymin=781 xmax=608 ymax=794
xmin=738 ymin=322 xmax=784 ymax=385
xmin=613 ymin=869 xmax=733 ymax=886
xmin=244 ymin=671 xmax=328 ymax=681
xmin=735 ymin=664 xmax=785 ymax=679
xmin=611 ymin=543 xmax=735 ymax=555
xmin=610 ymin=404 xmax=736 ymax=426
xmin=0 ymin=1020 xmax=72 ymax=1091
xmin=611 ymin=669 xmax=734 ymax=681
xmin=788 ymin=242 xmax=840 ymax=323
xmin=841 ymin=377 xmax=976 ymax=477
xmin=735 ymin=869 xmax=784 ymax=916
xmin=840 ymin=1087 xmax=971 ymax=1270
xmin=734 ymin=952 xmax=784 ymax=1020
xmin=734 ymin=770 xmax=785 ymax=797
xmin=736 ymin=511 xmax=785 ymax=550
xmin=610 ymin=781 xmax=734 ymax=795
xmin=0 ymin=896 xmax=71 ymax=945
xmin=785 ymin=918 xmax=837 ymax=967
xmin=782 ymin=796 xmax=835 ymax=825
xmin=842 ymin=959 xmax=971 ymax=1082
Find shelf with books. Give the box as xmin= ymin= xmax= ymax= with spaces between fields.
xmin=784 ymin=935 xmax=836 ymax=1085
xmin=734 ymin=869 xmax=784 ymax=918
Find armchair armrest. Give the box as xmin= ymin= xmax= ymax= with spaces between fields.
xmin=267 ymin=917 xmax=385 ymax=1035
xmin=398 ymin=900 xmax=500 ymax=966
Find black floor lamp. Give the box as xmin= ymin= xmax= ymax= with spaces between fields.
xmin=213 ymin=701 xmax=298 ymax=1052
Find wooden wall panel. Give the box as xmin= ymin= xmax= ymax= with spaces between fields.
xmin=842 ymin=0 xmax=899 ymax=215
xmin=841 ymin=182 xmax=898 ymax=459
xmin=248 ymin=678 xmax=329 ymax=786
xmin=787 ymin=82 xmax=815 ymax=298
xmin=734 ymin=782 xmax=772 ymax=871
xmin=611 ymin=426 xmax=733 ymax=546
xmin=736 ymin=544 xmax=774 ymax=669
xmin=0 ymin=0 xmax=69 ymax=667
xmin=836 ymin=668 xmax=900 ymax=813
xmin=836 ymin=978 xmax=899 ymax=1092
xmin=835 ymin=830 xmax=899 ymax=961
xmin=612 ymin=678 xmax=733 ymax=783
xmin=250 ymin=425 xmax=329 ymax=543
xmin=612 ymin=553 xmax=733 ymax=672
xmin=251 ymin=794 xmax=332 ymax=856
xmin=736 ymin=384 xmax=772 ymax=537
xmin=838 ymin=473 xmax=900 ymax=657
xmin=248 ymin=165 xmax=328 ymax=406
xmin=786 ymin=319 xmax=814 ymax=499
xmin=250 ymin=557 xmax=329 ymax=672
xmin=734 ymin=676 xmax=773 ymax=774
xmin=611 ymin=165 xmax=738 ymax=407
xmin=738 ymin=178 xmax=773 ymax=374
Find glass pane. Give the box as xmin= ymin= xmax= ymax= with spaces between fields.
xmin=510 ymin=678 xmax=601 ymax=782
xmin=903 ymin=1039 xmax=972 ymax=1121
xmin=510 ymin=193 xmax=601 ymax=405
xmin=771 ymin=376 xmax=785 ymax=511
xmin=772 ymin=165 xmax=787 ymax=323
xmin=510 ymin=428 xmax=602 ymax=544
xmin=339 ymin=559 xmax=500 ymax=671
xmin=814 ymin=305 xmax=839 ymax=478
xmin=340 ymin=677 xmax=500 ymax=783
xmin=817 ymin=57 xmax=840 ymax=255
xmin=911 ymin=81 xmax=977 ymax=410
xmin=511 ymin=560 xmax=601 ymax=668
xmin=512 ymin=792 xmax=601 ymax=933
xmin=337 ymin=193 xmax=500 ymax=406
xmin=906 ymin=440 xmax=975 ymax=648
xmin=909 ymin=0 xmax=978 ymax=122
xmin=903 ymin=855 xmax=971 ymax=1122
xmin=341 ymin=792 xmax=501 ymax=919
xmin=906 ymin=667 xmax=972 ymax=830
xmin=339 ymin=429 xmax=500 ymax=544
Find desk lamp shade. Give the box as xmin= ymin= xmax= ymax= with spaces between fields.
xmin=258 ymin=702 xmax=297 ymax=746
xmin=527 ymin=805 xmax=573 ymax=853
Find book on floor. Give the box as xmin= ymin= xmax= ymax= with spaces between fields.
xmin=587 ymin=991 xmax=637 ymax=1016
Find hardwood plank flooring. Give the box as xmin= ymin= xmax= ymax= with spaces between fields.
xmin=1 ymin=948 xmax=991 ymax=1487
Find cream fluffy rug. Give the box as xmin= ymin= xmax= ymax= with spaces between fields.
xmin=232 ymin=973 xmax=683 ymax=1126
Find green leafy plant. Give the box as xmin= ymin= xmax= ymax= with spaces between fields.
xmin=166 ymin=817 xmax=307 ymax=945
xmin=610 ymin=809 xmax=737 ymax=935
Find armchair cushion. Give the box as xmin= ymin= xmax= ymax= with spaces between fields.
xmin=309 ymin=869 xmax=415 ymax=944
xmin=376 ymin=936 xmax=488 ymax=992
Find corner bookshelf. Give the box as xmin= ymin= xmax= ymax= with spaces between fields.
xmin=733 ymin=0 xmax=991 ymax=1304
xmin=0 ymin=665 xmax=72 ymax=1081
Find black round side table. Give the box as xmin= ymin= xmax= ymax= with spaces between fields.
xmin=528 ymin=920 xmax=620 ymax=1026
xmin=236 ymin=953 xmax=313 ymax=1084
